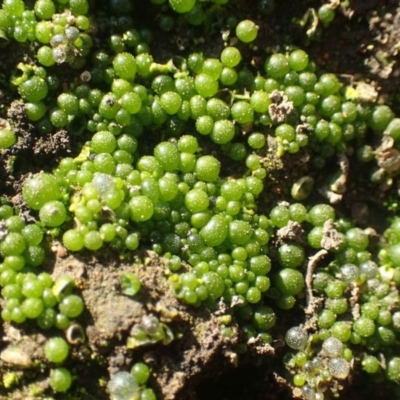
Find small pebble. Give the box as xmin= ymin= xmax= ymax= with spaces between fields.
xmin=1 ymin=347 xmax=32 ymax=367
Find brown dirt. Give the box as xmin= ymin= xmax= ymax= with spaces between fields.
xmin=2 ymin=248 xmax=239 ymax=400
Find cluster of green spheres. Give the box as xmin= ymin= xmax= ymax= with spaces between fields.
xmin=279 ymin=210 xmax=400 ymax=396
xmin=108 ymin=362 xmax=156 ymax=400
xmin=1 ymin=0 xmax=400 ymax=399
xmin=0 ymin=206 xmax=83 ymax=394
xmin=0 ymin=207 xmax=83 ymax=326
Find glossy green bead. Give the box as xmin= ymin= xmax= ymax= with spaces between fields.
xmin=308 ymin=204 xmax=335 ymax=226
xmin=4 ymin=217 xmax=25 ymax=234
xmin=270 ymin=205 xmax=290 ymax=228
xmin=385 ymin=118 xmax=400 ymax=140
xmin=252 ymin=305 xmax=276 ymax=331
xmin=63 ymin=230 xmax=84 ymax=252
xmin=236 ymin=19 xmax=258 ymax=43
xmin=330 ymin=321 xmax=352 ymax=342
xmin=113 ymin=52 xmax=136 ymax=80
xmin=275 ymin=268 xmax=304 ymax=296
xmin=39 ymin=201 xmax=67 ymax=227
xmin=345 ymin=228 xmax=368 ymax=251
xmin=131 ymin=363 xmax=151 ymax=385
xmin=318 ymin=309 xmax=336 ymax=329
xmin=368 ymin=105 xmax=394 ymax=131
xmin=288 ymin=203 xmax=307 ymax=223
xmin=19 ymin=76 xmax=48 ymax=102
xmin=326 ymin=298 xmax=348 ymax=315
xmin=200 ymin=215 xmax=228 ymax=247
xmin=21 ymin=298 xmax=44 ymax=319
xmin=387 ymin=357 xmax=400 ymax=383
xmin=22 ymin=278 xmax=44 ymax=298
xmin=84 ymin=231 xmax=103 ymax=251
xmin=0 ymin=233 xmax=26 ymax=256
xmin=202 ymin=271 xmax=224 ymax=299
xmin=247 ymin=255 xmax=270 ymax=276
xmin=353 ymin=316 xmax=375 ymax=338
xmin=169 ymin=0 xmax=195 ymax=13
xmin=23 ymin=173 xmax=60 ymax=210
xmin=194 ymin=74 xmax=218 ymax=98
xmin=278 ymin=243 xmax=305 ymax=269
xmin=154 ymin=142 xmax=180 ymax=172
xmin=228 ymin=220 xmax=252 ymax=245
xmin=129 ymin=196 xmax=154 ymax=222
xmin=3 ymin=255 xmax=25 ymax=271
xmin=307 ymin=227 xmax=323 ymax=249
xmin=211 ymin=119 xmax=235 ymax=144
xmin=361 ymin=303 xmax=379 ymax=320
xmin=0 ymin=128 xmax=16 ymax=149
xmin=59 ymin=294 xmax=84 ymax=318
xmin=325 ymin=281 xmax=346 ymax=299
xmin=45 ymin=337 xmax=70 ymax=363
xmin=265 ymin=53 xmax=289 ymax=79
xmin=246 ymin=287 xmax=261 ymax=303
xmin=220 ymin=46 xmax=242 ymax=68
xmin=36 ymin=307 xmax=56 ymax=330
xmin=184 ymin=189 xmax=209 ymax=213
xmin=289 ymin=49 xmax=309 ymax=71
xmin=195 ymin=156 xmax=220 ymax=182
xmin=362 ymin=355 xmax=380 ymax=374
xmin=50 ymin=368 xmax=72 ymax=393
